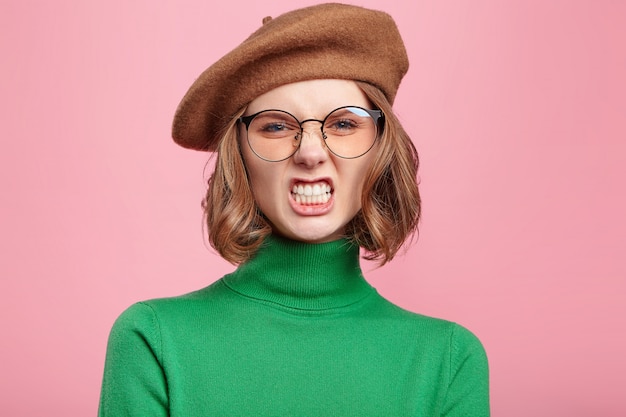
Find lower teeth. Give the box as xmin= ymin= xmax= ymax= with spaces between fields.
xmin=294 ymin=194 xmax=330 ymax=205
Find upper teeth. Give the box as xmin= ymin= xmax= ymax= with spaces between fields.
xmin=292 ymin=182 xmax=331 ymax=204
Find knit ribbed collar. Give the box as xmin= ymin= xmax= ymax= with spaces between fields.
xmin=223 ymin=235 xmax=374 ymax=311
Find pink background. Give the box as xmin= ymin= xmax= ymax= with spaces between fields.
xmin=1 ymin=0 xmax=625 ymax=415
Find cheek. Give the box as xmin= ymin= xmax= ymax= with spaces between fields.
xmin=241 ymin=155 xmax=281 ymax=213
xmin=350 ymin=153 xmax=377 ymax=207
xmin=249 ymin=176 xmax=271 ymax=207
xmin=340 ymin=163 xmax=371 ymax=211
xmin=246 ymin=165 xmax=267 ymax=200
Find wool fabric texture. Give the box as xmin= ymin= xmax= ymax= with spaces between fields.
xmin=99 ymin=236 xmax=490 ymax=416
xmin=172 ymin=3 xmax=409 ymax=151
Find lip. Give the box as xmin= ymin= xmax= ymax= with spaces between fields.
xmin=289 ymin=177 xmax=334 ymax=216
xmin=289 ymin=177 xmax=334 ymax=189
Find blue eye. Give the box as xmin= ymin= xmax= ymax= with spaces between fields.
xmin=262 ymin=122 xmax=288 ymax=132
xmin=254 ymin=115 xmax=300 ymax=139
xmin=332 ymin=119 xmax=357 ymax=130
xmin=326 ymin=118 xmax=359 ymax=134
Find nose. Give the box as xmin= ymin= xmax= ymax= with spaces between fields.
xmin=292 ymin=125 xmax=328 ymax=167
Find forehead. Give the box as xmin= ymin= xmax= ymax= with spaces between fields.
xmin=245 ymin=79 xmax=370 ymax=117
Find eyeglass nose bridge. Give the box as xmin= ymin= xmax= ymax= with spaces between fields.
xmin=294 ymin=118 xmax=328 ymax=142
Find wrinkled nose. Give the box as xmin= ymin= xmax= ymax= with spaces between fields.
xmin=292 ymin=125 xmax=329 ymax=167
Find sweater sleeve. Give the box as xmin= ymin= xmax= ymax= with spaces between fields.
xmin=441 ymin=324 xmax=490 ymax=417
xmin=98 ymin=302 xmax=169 ymax=417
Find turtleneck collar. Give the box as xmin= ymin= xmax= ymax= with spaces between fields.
xmin=222 ymin=235 xmax=374 ymax=311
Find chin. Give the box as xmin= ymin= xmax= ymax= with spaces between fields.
xmin=278 ymin=223 xmax=345 ymax=244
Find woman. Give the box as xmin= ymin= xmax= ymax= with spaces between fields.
xmin=99 ymin=3 xmax=489 ymax=416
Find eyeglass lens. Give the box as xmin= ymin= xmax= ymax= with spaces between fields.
xmin=243 ymin=106 xmax=381 ymax=162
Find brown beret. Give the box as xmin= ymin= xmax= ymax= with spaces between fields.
xmin=172 ymin=3 xmax=409 ymax=152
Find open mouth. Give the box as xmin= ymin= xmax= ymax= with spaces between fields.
xmin=291 ymin=181 xmax=332 ymax=205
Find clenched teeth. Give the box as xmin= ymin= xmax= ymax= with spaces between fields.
xmin=292 ymin=182 xmax=332 ymax=205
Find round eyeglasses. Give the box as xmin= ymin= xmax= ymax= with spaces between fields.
xmin=238 ymin=106 xmax=384 ymax=162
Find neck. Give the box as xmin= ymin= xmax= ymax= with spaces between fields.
xmin=223 ymin=235 xmax=373 ymax=311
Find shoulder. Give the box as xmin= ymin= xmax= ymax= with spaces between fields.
xmin=380 ymin=300 xmax=490 ymax=406
xmin=448 ymin=322 xmax=488 ymax=359
xmin=368 ymin=294 xmax=461 ymax=332
xmin=370 ymin=294 xmax=488 ymax=358
xmin=391 ymin=304 xmax=490 ymax=394
xmin=109 ymin=280 xmax=231 ymax=334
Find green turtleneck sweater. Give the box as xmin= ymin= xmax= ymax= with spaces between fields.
xmin=99 ymin=236 xmax=489 ymax=416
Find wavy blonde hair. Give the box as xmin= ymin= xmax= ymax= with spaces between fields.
xmin=202 ymin=81 xmax=420 ymax=265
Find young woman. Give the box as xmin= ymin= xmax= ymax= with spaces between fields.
xmin=99 ymin=4 xmax=489 ymax=416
